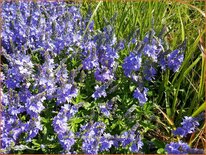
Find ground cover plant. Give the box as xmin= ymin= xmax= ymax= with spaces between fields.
xmin=1 ymin=0 xmax=205 ymax=154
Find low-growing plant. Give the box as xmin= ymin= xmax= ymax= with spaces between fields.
xmin=1 ymin=1 xmax=205 ymax=154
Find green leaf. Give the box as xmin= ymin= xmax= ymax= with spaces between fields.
xmin=13 ymin=145 xmax=36 ymax=151
xmin=192 ymin=102 xmax=205 ymax=117
xmin=129 ymin=85 xmax=136 ymax=92
xmin=41 ymin=117 xmax=49 ymax=123
xmin=83 ymin=1 xmax=103 ymax=38
xmin=157 ymin=148 xmax=165 ymax=154
xmin=42 ymin=126 xmax=47 ymax=135
xmin=70 ymin=117 xmax=84 ymax=124
xmin=32 ymin=139 xmax=40 ymax=147
xmin=48 ymin=144 xmax=58 ymax=149
xmin=83 ymin=102 xmax=91 ymax=110
xmin=71 ymin=58 xmax=77 ymax=66
xmin=68 ymin=117 xmax=84 ymax=132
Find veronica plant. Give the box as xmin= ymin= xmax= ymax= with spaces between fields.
xmin=1 ymin=1 xmax=204 ymax=154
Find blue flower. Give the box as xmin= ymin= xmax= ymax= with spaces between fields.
xmin=165 ymin=141 xmax=203 ymax=154
xmin=142 ymin=32 xmax=163 ymax=63
xmin=92 ymin=85 xmax=107 ymax=99
xmin=133 ymin=87 xmax=148 ymax=105
xmin=65 ymin=105 xmax=79 ymax=119
xmin=167 ymin=49 xmax=184 ymax=72
xmin=143 ymin=44 xmax=159 ymax=62
xmin=120 ymin=131 xmax=135 ymax=147
xmin=173 ymin=116 xmax=199 ymax=137
xmin=142 ymin=62 xmax=156 ymax=81
xmin=122 ymin=52 xmax=142 ymax=77
xmin=82 ymin=50 xmax=99 ymax=70
xmin=26 ymin=98 xmax=45 ymax=118
xmin=53 ymin=115 xmax=68 ymax=133
xmin=94 ymin=68 xmax=114 ymax=82
xmin=5 ymin=67 xmax=23 ymax=89
xmin=81 ymin=122 xmax=106 ymax=154
xmin=130 ymin=140 xmax=143 ymax=153
xmin=52 ymin=104 xmax=81 ymax=153
xmin=58 ymin=131 xmax=75 ymax=152
xmin=1 ymin=137 xmax=15 ymax=153
xmin=56 ymin=84 xmax=78 ymax=104
xmin=165 ymin=141 xmax=189 ymax=154
xmin=100 ymin=104 xmax=110 ymax=117
xmin=26 ymin=116 xmax=43 ymax=142
xmin=119 ymin=128 xmax=143 ymax=153
xmin=117 ymin=40 xmax=125 ymax=50
xmin=18 ymin=88 xmax=32 ymax=103
xmin=99 ymin=133 xmax=114 ymax=151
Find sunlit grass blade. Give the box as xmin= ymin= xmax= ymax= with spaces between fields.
xmin=192 ymin=102 xmax=205 ymax=117
xmin=82 ymin=1 xmax=102 ymax=38
xmin=171 ymin=55 xmax=202 ymax=119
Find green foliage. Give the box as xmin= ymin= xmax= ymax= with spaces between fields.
xmin=9 ymin=1 xmax=205 ymax=153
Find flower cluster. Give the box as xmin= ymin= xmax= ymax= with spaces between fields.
xmin=165 ymin=141 xmax=204 ymax=154
xmin=78 ymin=122 xmax=143 ymax=154
xmin=1 ymin=1 xmax=83 ymax=153
xmin=1 ymin=1 xmax=190 ymax=154
xmin=1 ymin=90 xmax=45 ymax=153
xmin=118 ymin=128 xmax=143 ymax=153
xmin=53 ymin=104 xmax=81 ymax=153
xmin=173 ymin=116 xmax=200 ymax=137
xmin=2 ymin=1 xmax=84 ymax=55
xmin=133 ymin=87 xmax=148 ymax=106
xmin=82 ymin=25 xmax=122 ymax=100
xmin=81 ymin=122 xmax=107 ymax=154
xmin=165 ymin=114 xmax=204 ymax=154
xmin=122 ymin=30 xmax=185 ymax=106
